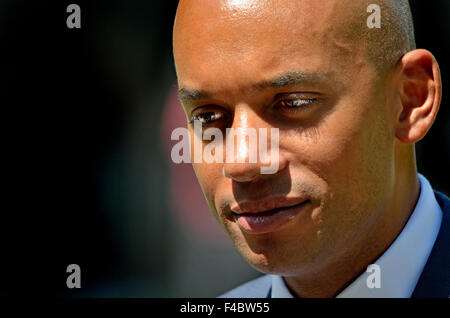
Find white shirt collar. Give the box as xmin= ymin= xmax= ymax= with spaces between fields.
xmin=271 ymin=174 xmax=443 ymax=298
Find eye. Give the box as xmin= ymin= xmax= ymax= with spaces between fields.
xmin=274 ymin=96 xmax=318 ymax=112
xmin=189 ymin=110 xmax=226 ymax=125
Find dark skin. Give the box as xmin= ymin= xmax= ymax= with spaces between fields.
xmin=173 ymin=0 xmax=442 ymax=297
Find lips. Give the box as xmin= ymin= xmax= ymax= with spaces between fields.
xmin=231 ymin=198 xmax=310 ymax=234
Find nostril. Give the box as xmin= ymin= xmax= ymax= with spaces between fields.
xmin=222 ymin=165 xmax=260 ymax=182
xmin=222 ymin=166 xmax=232 ymax=178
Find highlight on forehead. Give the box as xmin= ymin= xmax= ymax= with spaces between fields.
xmin=222 ymin=0 xmax=261 ymax=11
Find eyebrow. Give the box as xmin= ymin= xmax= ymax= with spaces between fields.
xmin=178 ymin=87 xmax=211 ymax=102
xmin=254 ymin=71 xmax=331 ymax=90
xmin=178 ymin=70 xmax=331 ymax=102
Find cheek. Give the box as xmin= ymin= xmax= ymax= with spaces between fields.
xmin=323 ymin=108 xmax=394 ymax=221
xmin=192 ymin=162 xmax=214 ymax=194
xmin=190 ymin=130 xmax=221 ymax=199
xmin=192 ymin=162 xmax=226 ymax=210
xmin=282 ymin=109 xmax=367 ymax=188
xmin=285 ymin=95 xmax=393 ymax=210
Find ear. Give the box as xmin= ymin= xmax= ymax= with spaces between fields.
xmin=395 ymin=49 xmax=442 ymax=143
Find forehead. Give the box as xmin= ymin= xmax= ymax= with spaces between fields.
xmin=174 ymin=0 xmax=367 ymax=93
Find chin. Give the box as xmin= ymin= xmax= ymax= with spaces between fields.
xmin=244 ymin=254 xmax=307 ymax=276
xmin=233 ymin=238 xmax=313 ymax=276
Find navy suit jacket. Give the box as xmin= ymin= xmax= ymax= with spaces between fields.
xmin=220 ymin=191 xmax=450 ymax=298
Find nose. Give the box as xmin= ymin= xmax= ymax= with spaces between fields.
xmin=223 ymin=161 xmax=261 ymax=182
xmin=222 ymin=105 xmax=286 ymax=182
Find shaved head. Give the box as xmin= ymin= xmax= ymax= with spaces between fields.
xmin=174 ymin=0 xmax=416 ymax=76
xmin=364 ymin=0 xmax=416 ymax=73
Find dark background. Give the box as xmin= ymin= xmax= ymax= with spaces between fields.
xmin=1 ymin=0 xmax=448 ymax=297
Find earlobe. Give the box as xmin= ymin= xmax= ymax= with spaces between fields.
xmin=395 ymin=49 xmax=442 ymax=144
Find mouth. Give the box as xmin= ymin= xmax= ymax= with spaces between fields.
xmin=231 ymin=199 xmax=310 ymax=234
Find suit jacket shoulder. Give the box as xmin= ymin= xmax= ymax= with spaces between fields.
xmin=412 ymin=191 xmax=450 ymax=298
xmin=218 ymin=275 xmax=272 ymax=298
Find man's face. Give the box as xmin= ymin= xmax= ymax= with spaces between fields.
xmin=173 ymin=0 xmax=398 ymax=276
